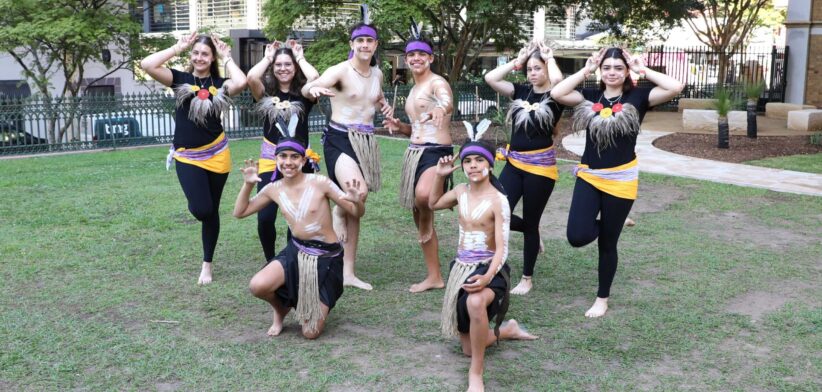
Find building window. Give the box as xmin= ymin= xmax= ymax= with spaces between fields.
xmin=136 ymin=1 xmax=190 ymax=32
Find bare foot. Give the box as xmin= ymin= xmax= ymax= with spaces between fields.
xmin=332 ymin=205 xmax=348 ymax=243
xmin=624 ymin=217 xmax=636 ymax=227
xmin=409 ymin=277 xmax=445 ymax=293
xmin=467 ymin=372 xmax=484 ymax=392
xmin=585 ymin=297 xmax=609 ymax=318
xmin=344 ymin=274 xmax=373 ymax=290
xmin=500 ymin=319 xmax=538 ymax=340
xmin=267 ymin=311 xmax=285 ymax=336
xmin=510 ymin=276 xmax=532 ymax=295
xmin=198 ymin=262 xmax=212 ymax=285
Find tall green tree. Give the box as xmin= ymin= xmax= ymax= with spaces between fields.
xmin=584 ymin=0 xmax=700 ymax=47
xmin=0 ymin=0 xmax=142 ymax=143
xmin=263 ymin=0 xmax=576 ymax=82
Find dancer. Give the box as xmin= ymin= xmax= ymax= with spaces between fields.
xmin=247 ymin=39 xmax=320 ymax=261
xmin=140 ymin=32 xmax=247 ymax=284
xmin=484 ymin=40 xmax=564 ymax=295
xmin=301 ymin=5 xmax=393 ymax=290
xmin=382 ymin=20 xmax=453 ymax=293
xmin=233 ymin=116 xmax=366 ymax=338
xmin=429 ymin=120 xmax=537 ymax=392
xmin=550 ymin=47 xmax=683 ymax=317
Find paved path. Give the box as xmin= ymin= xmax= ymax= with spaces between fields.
xmin=562 ymin=130 xmax=822 ymax=197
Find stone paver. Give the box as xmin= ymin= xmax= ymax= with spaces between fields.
xmin=562 ymin=130 xmax=822 ymax=197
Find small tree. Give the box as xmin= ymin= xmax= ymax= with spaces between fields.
xmin=713 ymin=88 xmax=734 ymax=148
xmin=743 ymin=80 xmax=765 ymax=139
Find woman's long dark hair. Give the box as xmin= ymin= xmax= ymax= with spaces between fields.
xmin=598 ymin=47 xmax=633 ymax=93
xmin=185 ymin=35 xmax=221 ymax=78
xmin=263 ymin=48 xmax=307 ymax=97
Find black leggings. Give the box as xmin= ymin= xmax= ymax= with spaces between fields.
xmin=256 ymin=171 xmax=279 ymax=261
xmin=175 ymin=161 xmax=229 ymax=263
xmin=566 ymin=178 xmax=634 ymax=298
xmin=499 ymin=163 xmax=555 ymax=277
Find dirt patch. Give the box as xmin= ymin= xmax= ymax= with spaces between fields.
xmin=653 ymin=133 xmax=822 ymax=163
xmin=690 ymin=211 xmax=819 ymax=251
xmin=155 ymin=380 xmax=183 ymax=391
xmin=725 ymin=280 xmax=817 ymax=322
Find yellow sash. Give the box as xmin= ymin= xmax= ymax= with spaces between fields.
xmin=576 ymin=158 xmax=638 ymax=200
xmin=259 ymin=138 xmax=277 ymax=174
xmin=507 ymin=146 xmax=558 ymax=181
xmin=173 ymin=133 xmax=232 ymax=174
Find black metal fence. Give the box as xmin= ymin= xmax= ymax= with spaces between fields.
xmin=0 ymin=84 xmax=505 ymax=156
xmin=0 ymin=45 xmax=790 ymax=156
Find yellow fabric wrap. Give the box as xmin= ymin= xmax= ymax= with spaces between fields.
xmin=507 ymin=145 xmax=558 ymax=181
xmin=259 ymin=138 xmax=277 ymax=174
xmin=576 ymin=158 xmax=638 ymax=200
xmin=172 ymin=132 xmax=232 ymax=174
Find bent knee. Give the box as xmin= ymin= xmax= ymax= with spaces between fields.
xmin=465 ymin=293 xmax=488 ymax=312
xmin=567 ymin=229 xmax=595 ymax=248
xmin=188 ymin=205 xmax=215 ymax=221
xmin=302 ymin=327 xmax=322 ymax=340
xmin=248 ymin=277 xmax=270 ymax=298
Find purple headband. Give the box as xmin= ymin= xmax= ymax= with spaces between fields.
xmin=275 ymin=139 xmax=306 ymax=156
xmin=351 ymin=25 xmax=378 ymax=40
xmin=405 ymin=40 xmax=433 ymax=55
xmin=460 ymin=144 xmax=495 ymax=166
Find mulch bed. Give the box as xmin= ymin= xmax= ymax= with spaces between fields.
xmin=652 ymin=133 xmax=822 ymax=163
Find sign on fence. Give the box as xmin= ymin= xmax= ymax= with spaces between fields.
xmin=94 ymin=117 xmax=141 ymax=140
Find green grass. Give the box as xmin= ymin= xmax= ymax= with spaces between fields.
xmin=745 ymin=153 xmax=822 ymax=174
xmin=1 ymin=136 xmax=820 ymax=391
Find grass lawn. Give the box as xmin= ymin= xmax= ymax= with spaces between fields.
xmin=1 ymin=136 xmax=820 ymax=391
xmin=745 ymin=153 xmax=822 ymax=174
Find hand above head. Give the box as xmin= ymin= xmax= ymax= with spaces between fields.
xmin=174 ymin=31 xmax=198 ymax=54
xmin=211 ymin=35 xmax=232 ymax=59
xmin=264 ymin=43 xmax=277 ymax=62
xmin=515 ymin=46 xmax=529 ymax=67
xmin=538 ymin=41 xmax=553 ymax=61
xmin=435 ymin=155 xmax=459 ymax=177
xmin=622 ymin=49 xmax=646 ymax=73
xmin=289 ymin=39 xmax=305 ymax=59
xmin=241 ymin=159 xmax=262 ymax=184
xmin=584 ymin=47 xmax=606 ymax=75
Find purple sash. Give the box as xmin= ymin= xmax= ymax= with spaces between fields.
xmin=456 ymin=249 xmax=495 ymax=265
xmin=165 ymin=135 xmax=228 ymax=170
xmin=497 ymin=146 xmax=556 ymax=167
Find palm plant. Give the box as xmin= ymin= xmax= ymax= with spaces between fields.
xmin=743 ymin=80 xmax=765 ymax=138
xmin=713 ymin=88 xmax=734 ymax=149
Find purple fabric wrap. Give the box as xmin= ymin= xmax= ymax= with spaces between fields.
xmin=260 ymin=139 xmax=277 ymax=161
xmin=456 ymin=249 xmax=495 ymax=264
xmin=405 ymin=41 xmax=433 ymax=55
xmin=175 ymin=136 xmax=228 ymax=160
xmin=275 ymin=140 xmax=307 ymax=156
xmin=329 ymin=120 xmax=375 ymax=134
xmin=350 ymin=25 xmax=378 ymax=40
xmin=291 ymin=238 xmax=343 ymax=258
xmin=497 ymin=146 xmax=556 ymax=167
xmin=573 ymin=164 xmax=638 ymax=181
xmin=460 ymin=145 xmax=495 ymax=166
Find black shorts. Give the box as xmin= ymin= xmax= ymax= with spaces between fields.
xmin=322 ymin=126 xmax=361 ymax=187
xmin=267 ymin=238 xmax=345 ymax=310
xmin=453 ymin=261 xmax=510 ymax=333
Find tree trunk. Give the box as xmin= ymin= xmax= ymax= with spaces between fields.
xmin=717 ymin=116 xmax=729 ymax=148
xmin=746 ymin=99 xmax=757 ymax=139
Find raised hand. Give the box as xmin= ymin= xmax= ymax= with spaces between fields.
xmin=343 ymin=179 xmax=365 ymax=202
xmin=380 ymin=99 xmax=394 ymax=119
xmin=174 ymin=31 xmax=197 ymax=54
xmin=289 ymin=39 xmax=305 ymax=60
xmin=264 ymin=43 xmax=277 ymax=62
xmin=622 ymin=49 xmax=646 ymax=73
xmin=538 ymin=41 xmax=553 ymax=61
xmin=585 ymin=47 xmax=606 ymax=75
xmin=515 ymin=46 xmax=529 ymax=67
xmin=241 ymin=159 xmax=262 ymax=184
xmin=212 ymin=35 xmax=232 ymax=59
xmin=435 ymin=155 xmax=459 ymax=177
xmin=382 ymin=116 xmax=401 ymax=135
xmin=422 ymin=107 xmax=445 ymax=127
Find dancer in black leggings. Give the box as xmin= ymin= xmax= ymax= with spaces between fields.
xmin=141 ymin=32 xmax=247 ymax=284
xmin=484 ymin=40 xmax=564 ymax=295
xmin=551 ymin=47 xmax=682 ymax=316
xmin=246 ymin=39 xmax=320 ymax=261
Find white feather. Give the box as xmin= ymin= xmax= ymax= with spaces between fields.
xmin=287 ymin=113 xmax=299 ymax=137
xmin=361 ymin=4 xmax=370 ymax=25
xmin=474 ymin=119 xmax=491 ymax=141
xmin=463 ymin=121 xmax=474 ymax=140
xmin=275 ymin=123 xmax=287 ymax=138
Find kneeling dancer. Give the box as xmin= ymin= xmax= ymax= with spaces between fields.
xmin=233 ymin=117 xmax=366 ymax=338
xmin=428 ymin=120 xmax=537 ymax=392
